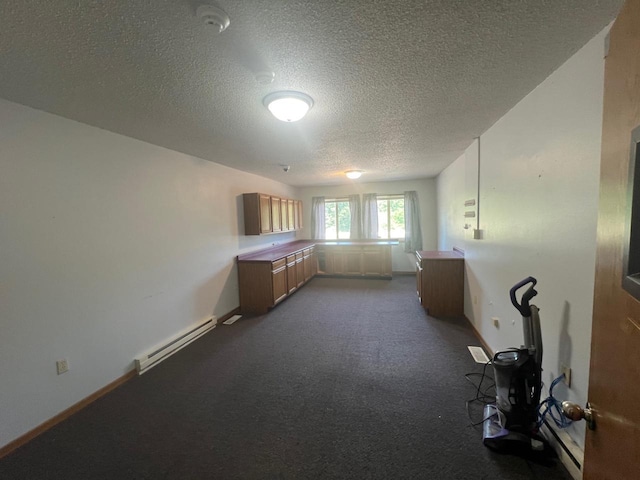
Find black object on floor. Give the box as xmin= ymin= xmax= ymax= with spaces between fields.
xmin=0 ymin=277 xmax=573 ymax=479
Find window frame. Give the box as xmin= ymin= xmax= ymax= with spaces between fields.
xmin=324 ymin=197 xmax=351 ymax=240
xmin=376 ymin=194 xmax=405 ymax=240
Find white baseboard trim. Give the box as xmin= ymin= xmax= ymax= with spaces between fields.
xmin=540 ymin=421 xmax=583 ymax=480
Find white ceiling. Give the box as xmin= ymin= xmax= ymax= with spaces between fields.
xmin=0 ymin=1 xmax=623 ymax=186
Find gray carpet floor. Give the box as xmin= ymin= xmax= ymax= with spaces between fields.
xmin=0 ymin=276 xmax=572 ymax=479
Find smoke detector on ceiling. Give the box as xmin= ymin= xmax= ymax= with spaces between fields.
xmin=196 ymin=5 xmax=230 ymax=33
xmin=255 ymin=71 xmax=275 ymax=85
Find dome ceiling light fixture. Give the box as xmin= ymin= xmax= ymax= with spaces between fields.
xmin=345 ymin=170 xmax=363 ymax=179
xmin=263 ymin=91 xmax=314 ymax=122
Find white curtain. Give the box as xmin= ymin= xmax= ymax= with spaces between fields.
xmin=362 ymin=193 xmax=378 ymax=239
xmin=311 ymin=196 xmax=325 ymax=239
xmin=404 ymin=191 xmax=422 ymax=252
xmin=348 ymin=194 xmax=362 ymax=239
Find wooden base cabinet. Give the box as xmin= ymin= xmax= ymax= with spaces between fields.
xmin=271 ymin=259 xmax=287 ymax=304
xmin=238 ymin=241 xmax=316 ymax=314
xmin=316 ymin=243 xmax=393 ymax=277
xmin=416 ymin=251 xmax=464 ymax=318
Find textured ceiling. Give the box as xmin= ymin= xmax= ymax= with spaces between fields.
xmin=0 ymin=0 xmax=623 ymax=186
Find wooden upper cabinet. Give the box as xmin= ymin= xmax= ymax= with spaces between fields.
xmin=242 ymin=193 xmax=303 ymax=235
xmin=288 ymin=199 xmax=295 ymax=231
xmin=243 ymin=193 xmax=272 ymax=235
xmin=294 ymin=200 xmax=302 ymax=230
xmin=281 ymin=199 xmax=289 ymax=231
xmin=271 ymin=197 xmax=282 ymax=232
xmin=259 ymin=194 xmax=272 ymax=234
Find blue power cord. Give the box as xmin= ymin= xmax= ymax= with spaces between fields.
xmin=537 ymin=373 xmax=572 ymax=429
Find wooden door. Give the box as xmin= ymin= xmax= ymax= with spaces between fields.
xmin=295 ymin=255 xmax=304 ymax=288
xmin=271 ymin=197 xmax=282 ymax=232
xmin=293 ymin=200 xmax=299 ymax=230
xmin=329 ymin=248 xmax=344 ymax=274
xmin=271 ymin=263 xmax=287 ymax=305
xmin=311 ymin=250 xmax=318 ymax=276
xmin=585 ymin=1 xmax=640 ymax=478
xmin=303 ymin=249 xmax=312 ymax=281
xmin=362 ymin=246 xmax=388 ymax=276
xmin=281 ymin=199 xmax=289 ymax=231
xmin=288 ymin=199 xmax=295 ymax=230
xmin=343 ymin=248 xmax=362 ymax=275
xmin=422 ymin=259 xmax=464 ymax=317
xmin=286 ymin=255 xmax=297 ymax=294
xmin=259 ymin=194 xmax=272 ymax=234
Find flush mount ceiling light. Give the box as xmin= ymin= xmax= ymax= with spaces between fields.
xmin=345 ymin=170 xmax=363 ymax=179
xmin=263 ymin=91 xmax=313 ymax=122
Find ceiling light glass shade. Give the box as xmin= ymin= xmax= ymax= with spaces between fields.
xmin=345 ymin=170 xmax=363 ymax=179
xmin=263 ymin=91 xmax=314 ymax=122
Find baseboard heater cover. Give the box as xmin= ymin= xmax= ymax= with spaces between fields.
xmin=135 ymin=317 xmax=216 ymax=375
xmin=540 ymin=420 xmax=583 ymax=480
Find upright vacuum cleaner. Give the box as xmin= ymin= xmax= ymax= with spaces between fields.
xmin=482 ymin=276 xmax=544 ymax=451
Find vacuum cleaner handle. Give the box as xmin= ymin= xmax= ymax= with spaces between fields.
xmin=510 ymin=276 xmax=538 ymax=317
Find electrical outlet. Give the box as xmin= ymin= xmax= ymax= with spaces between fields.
xmin=473 ymin=295 xmax=478 ymax=305
xmin=56 ymin=359 xmax=69 ymax=375
xmin=561 ymin=364 xmax=571 ymax=387
xmin=492 ymin=316 xmax=500 ymax=328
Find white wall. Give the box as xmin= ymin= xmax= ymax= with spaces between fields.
xmin=0 ymin=99 xmax=299 ymax=448
xmin=437 ymin=28 xmax=608 ymax=450
xmin=298 ymin=179 xmax=438 ymax=271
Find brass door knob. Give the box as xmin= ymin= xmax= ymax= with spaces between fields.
xmin=562 ymin=401 xmax=596 ymax=430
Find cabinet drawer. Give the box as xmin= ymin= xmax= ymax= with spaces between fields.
xmin=272 ymin=258 xmax=286 ymax=270
xmin=286 ymin=254 xmax=297 ymax=264
xmin=295 ymin=252 xmax=303 ymax=261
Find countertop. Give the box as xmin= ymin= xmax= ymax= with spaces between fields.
xmin=315 ymin=240 xmax=399 ymax=246
xmin=416 ymin=250 xmax=464 ymax=260
xmin=237 ymin=240 xmax=315 ymax=262
xmin=237 ymin=239 xmax=399 ymax=262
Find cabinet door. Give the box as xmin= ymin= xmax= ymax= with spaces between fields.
xmin=288 ymin=200 xmax=295 ymax=231
xmin=311 ymin=251 xmax=317 ymax=276
xmin=281 ymin=199 xmax=289 ymax=231
xmin=271 ymin=197 xmax=282 ymax=232
xmin=362 ymin=247 xmax=385 ymax=275
xmin=286 ymin=256 xmax=297 ymax=294
xmin=297 ymin=200 xmax=303 ymax=230
xmin=296 ymin=253 xmax=304 ymax=287
xmin=303 ymin=250 xmax=312 ymax=281
xmin=422 ymin=259 xmax=464 ymax=317
xmin=259 ymin=194 xmax=272 ymax=234
xmin=343 ymin=248 xmax=362 ymax=275
xmin=328 ymin=249 xmax=342 ymax=274
xmin=272 ymin=263 xmax=287 ymax=304
xmin=293 ymin=200 xmax=301 ymax=230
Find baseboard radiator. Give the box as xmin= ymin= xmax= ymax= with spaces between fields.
xmin=135 ymin=317 xmax=216 ymax=375
xmin=540 ymin=420 xmax=583 ymax=480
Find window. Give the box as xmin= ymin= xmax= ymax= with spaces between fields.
xmin=377 ymin=195 xmax=405 ymax=239
xmin=324 ymin=198 xmax=351 ymax=239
